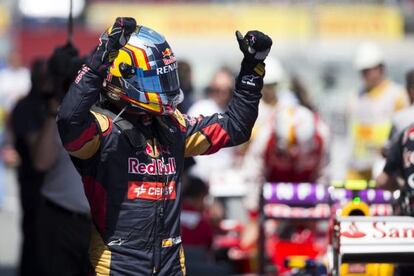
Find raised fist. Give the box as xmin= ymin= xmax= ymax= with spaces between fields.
xmin=87 ymin=17 xmax=137 ymax=76
xmin=236 ymin=30 xmax=272 ymax=63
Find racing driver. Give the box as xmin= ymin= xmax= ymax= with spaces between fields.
xmin=57 ymin=17 xmax=272 ymax=275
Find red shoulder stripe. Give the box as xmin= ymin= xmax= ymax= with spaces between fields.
xmin=64 ymin=122 xmax=98 ymax=152
xmin=202 ymin=123 xmax=231 ymax=155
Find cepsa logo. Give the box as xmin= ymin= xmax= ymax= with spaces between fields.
xmin=128 ymin=157 xmax=176 ymax=175
xmin=341 ymin=221 xmax=414 ymax=239
xmin=128 ymin=181 xmax=176 ymax=200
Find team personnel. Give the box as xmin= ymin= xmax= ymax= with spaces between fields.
xmin=347 ymin=42 xmax=408 ymax=180
xmin=377 ymin=124 xmax=414 ymax=275
xmin=11 ymin=59 xmax=46 ymax=276
xmin=12 ymin=46 xmax=91 ymax=276
xmin=377 ymin=124 xmax=414 ymax=193
xmin=253 ymin=56 xmax=293 ymax=134
xmin=187 ymin=67 xmax=235 ymax=182
xmin=239 ymin=104 xmax=329 ymax=262
xmin=389 ymin=69 xmax=414 ymax=140
xmin=57 ymin=17 xmax=272 ymax=275
xmin=243 ymin=104 xmax=330 ymax=214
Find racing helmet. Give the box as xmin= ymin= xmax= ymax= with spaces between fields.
xmin=103 ymin=25 xmax=183 ymax=115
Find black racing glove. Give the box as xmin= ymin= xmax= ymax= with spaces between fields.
xmin=87 ymin=17 xmax=137 ymax=77
xmin=235 ymin=30 xmax=272 ymax=91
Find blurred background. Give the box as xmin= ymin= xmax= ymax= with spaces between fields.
xmin=1 ymin=0 xmax=414 ymax=275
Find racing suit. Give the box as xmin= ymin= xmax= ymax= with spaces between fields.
xmin=383 ymin=124 xmax=414 ymax=195
xmin=57 ymin=64 xmax=263 ymax=275
xmin=378 ymin=125 xmax=414 ymax=276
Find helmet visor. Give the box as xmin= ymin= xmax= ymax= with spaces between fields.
xmin=120 ymin=63 xmax=183 ymax=108
xmin=123 ymin=62 xmax=180 ymax=95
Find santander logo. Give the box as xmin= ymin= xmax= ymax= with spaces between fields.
xmin=341 ymin=222 xmax=366 ymax=239
xmin=341 ymin=221 xmax=414 ymax=240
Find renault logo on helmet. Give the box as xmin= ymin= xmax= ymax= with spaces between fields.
xmin=156 ymin=62 xmax=177 ymax=75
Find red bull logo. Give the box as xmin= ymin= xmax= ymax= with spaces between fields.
xmin=162 ymin=48 xmax=172 ymax=57
xmin=144 ymin=142 xmax=170 ymax=158
xmin=128 ymin=157 xmax=176 ymax=175
xmin=162 ymin=48 xmax=176 ymax=65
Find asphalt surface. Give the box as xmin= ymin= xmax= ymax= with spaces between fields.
xmin=0 ymin=168 xmax=21 ymax=276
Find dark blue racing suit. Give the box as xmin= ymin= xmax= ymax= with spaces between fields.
xmin=57 ymin=63 xmax=263 ymax=275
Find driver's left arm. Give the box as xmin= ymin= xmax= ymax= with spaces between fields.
xmin=180 ymin=29 xmax=271 ymax=157
xmin=182 ymin=65 xmax=263 ymax=157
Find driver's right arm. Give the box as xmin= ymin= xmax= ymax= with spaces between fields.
xmin=57 ymin=66 xmax=110 ymax=160
xmin=57 ymin=17 xmax=136 ymax=160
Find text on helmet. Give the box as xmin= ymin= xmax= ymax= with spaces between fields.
xmin=156 ymin=62 xmax=177 ymax=75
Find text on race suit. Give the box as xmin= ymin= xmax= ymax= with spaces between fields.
xmin=128 ymin=181 xmax=176 ymax=200
xmin=128 ymin=157 xmax=177 ymax=175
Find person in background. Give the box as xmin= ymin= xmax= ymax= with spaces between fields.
xmin=255 ymin=57 xmax=282 ymax=130
xmin=264 ymin=57 xmax=298 ymax=107
xmin=36 ymin=44 xmax=91 ymax=276
xmin=290 ymin=75 xmax=315 ymax=111
xmin=347 ymin=42 xmax=408 ymax=180
xmin=10 ymin=59 xmax=47 ymax=276
xmin=0 ymin=52 xmax=30 ymax=209
xmin=187 ymin=67 xmax=235 ymax=182
xmin=181 ymin=176 xmax=231 ymax=276
xmin=181 ymin=176 xmax=213 ymax=250
xmin=389 ymin=69 xmax=414 ymax=139
xmin=241 ymin=104 xmax=330 ymax=250
xmin=11 ymin=45 xmax=91 ymax=276
xmin=0 ymin=52 xmax=31 ymax=112
xmin=188 ymin=66 xmax=234 ymax=115
xmin=177 ymin=60 xmax=194 ymax=113
xmin=376 ymin=124 xmax=414 ymax=275
xmin=253 ymin=56 xmax=297 ymax=137
xmin=243 ymin=104 xmax=330 ymax=216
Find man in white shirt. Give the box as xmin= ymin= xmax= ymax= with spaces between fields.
xmin=187 ymin=67 xmax=235 ymax=182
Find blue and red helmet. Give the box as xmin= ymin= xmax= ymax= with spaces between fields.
xmin=103 ymin=25 xmax=182 ymax=114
